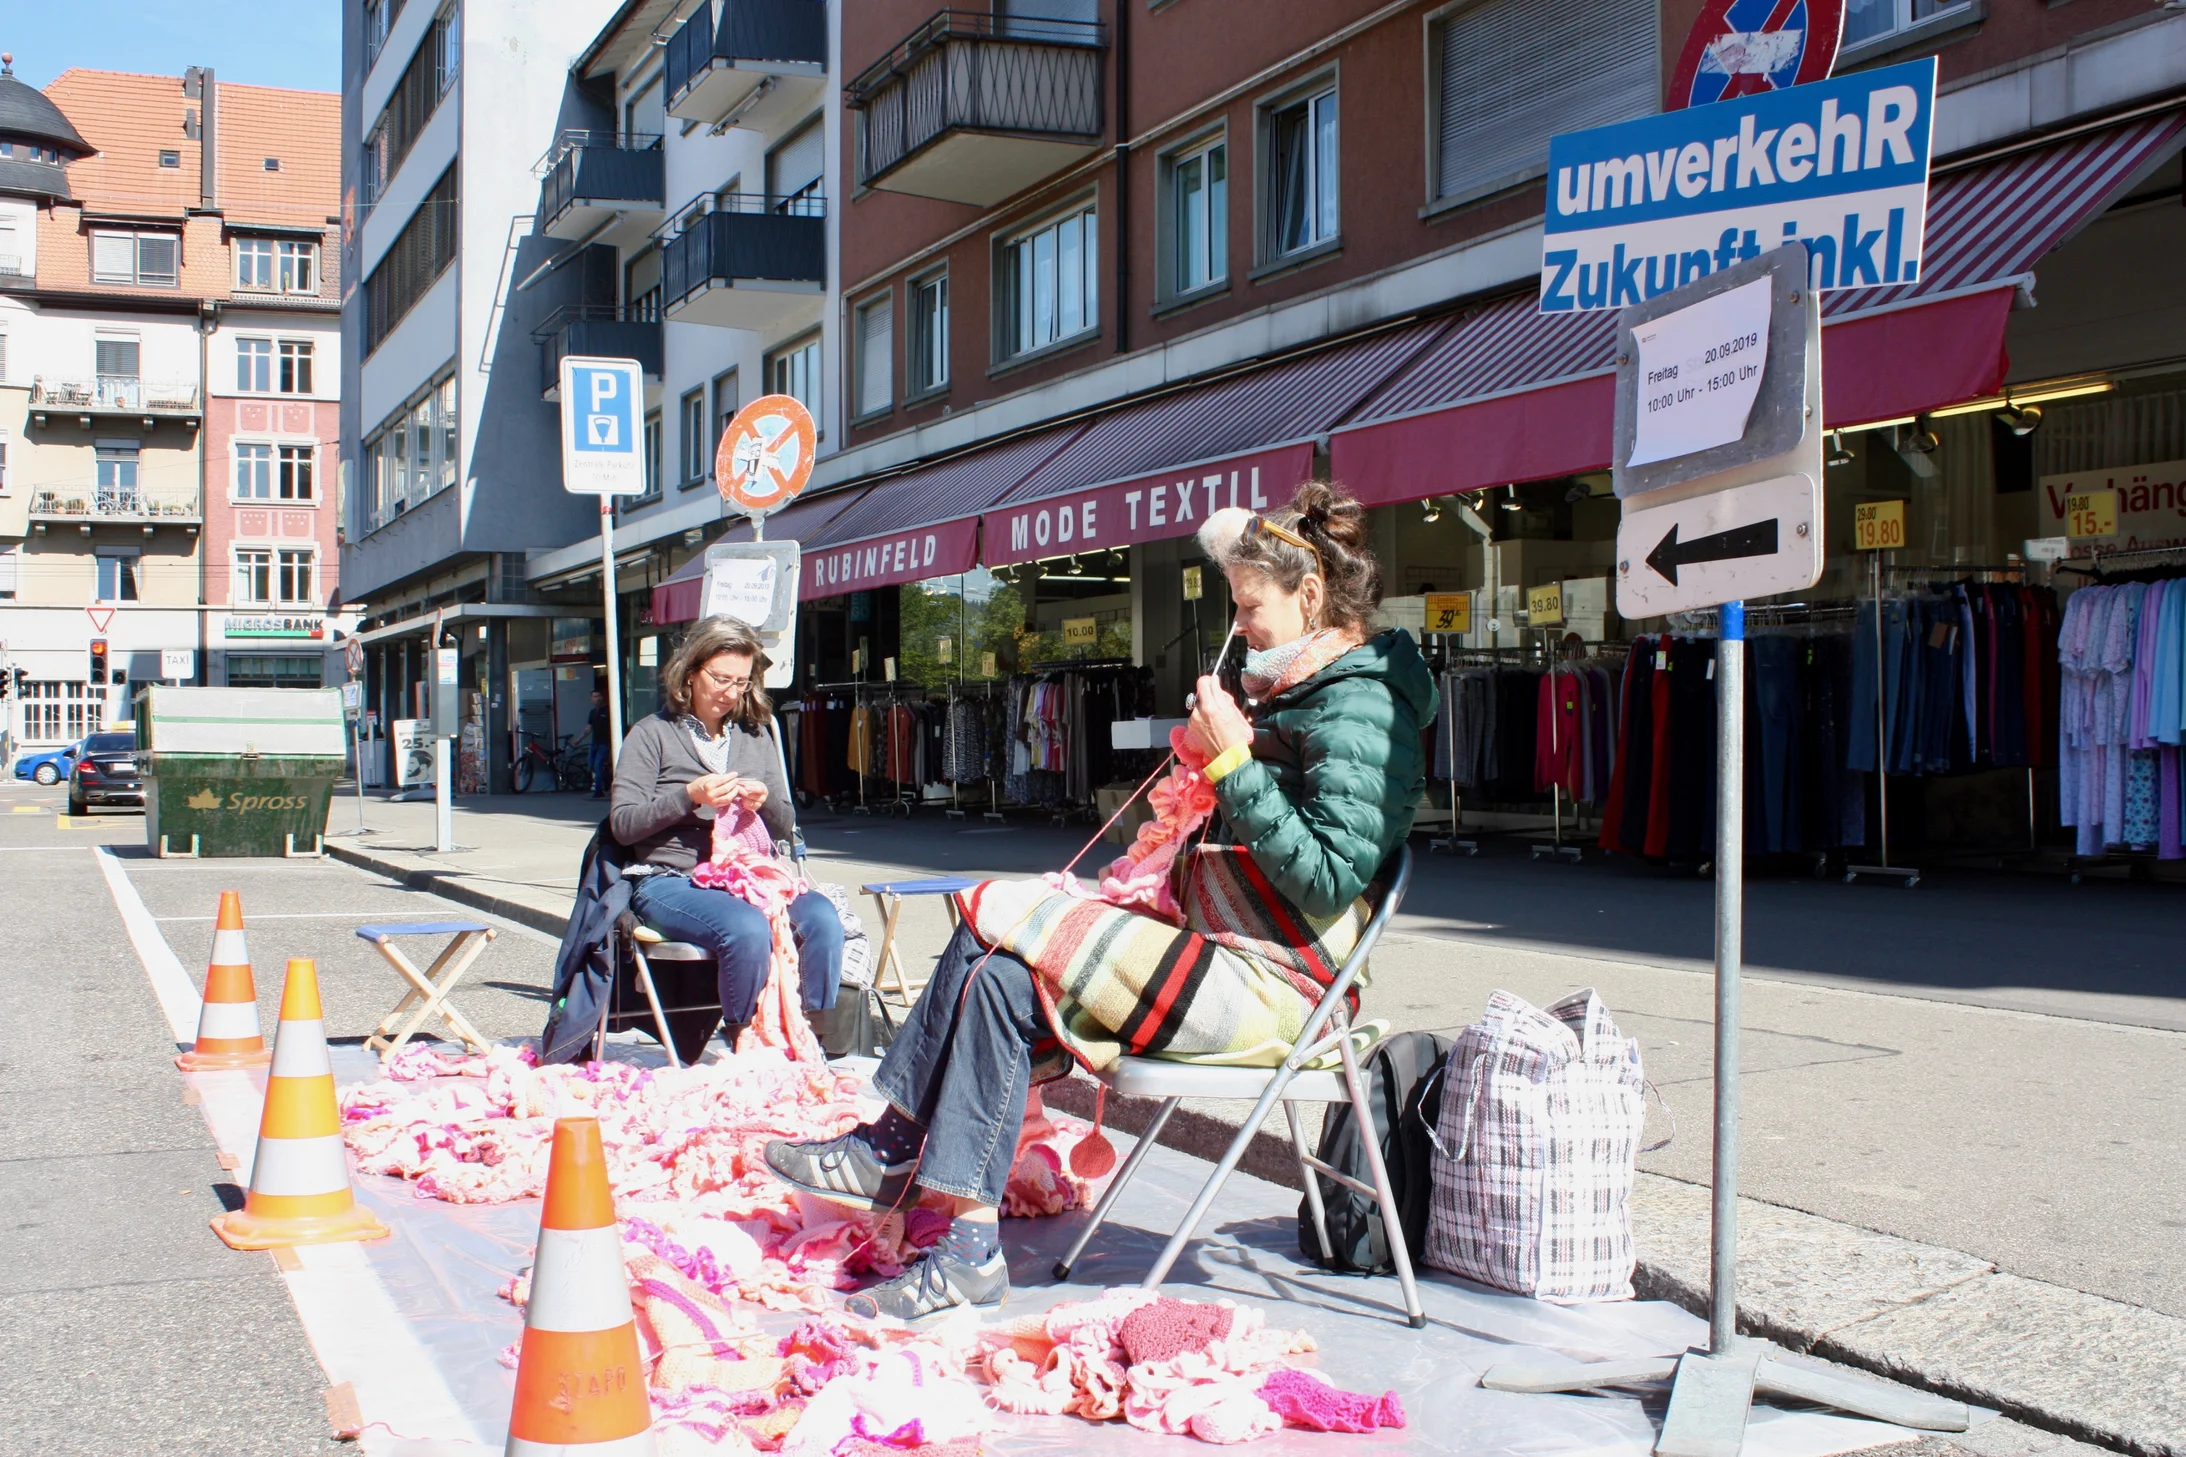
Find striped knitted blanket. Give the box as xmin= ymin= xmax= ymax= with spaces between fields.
xmin=960 ymin=848 xmax=1378 ymax=1073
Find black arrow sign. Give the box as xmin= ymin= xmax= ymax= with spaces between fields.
xmin=1645 ymin=518 xmax=1779 ymax=586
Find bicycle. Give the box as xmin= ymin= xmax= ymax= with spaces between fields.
xmin=513 ymin=731 xmax=595 ymax=793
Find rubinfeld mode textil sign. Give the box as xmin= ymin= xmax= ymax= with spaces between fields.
xmin=1541 ymin=57 xmax=1933 ymax=313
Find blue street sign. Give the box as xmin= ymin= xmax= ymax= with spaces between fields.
xmin=1541 ymin=58 xmax=1934 ymax=313
xmin=557 ymin=355 xmax=647 ymax=495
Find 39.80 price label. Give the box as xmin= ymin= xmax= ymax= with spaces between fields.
xmin=1853 ymin=499 xmax=1906 ymax=551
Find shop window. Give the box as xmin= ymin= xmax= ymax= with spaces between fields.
xmin=1428 ymin=0 xmax=1654 ymax=208
xmin=1165 ymin=136 xmax=1227 ymax=297
xmin=999 ymin=202 xmax=1097 ymax=362
xmin=227 ymin=654 xmax=323 ymax=688
xmin=767 ymin=334 xmax=822 ymax=429
xmin=853 ymin=292 xmax=893 ymax=420
xmin=1262 ymin=84 xmax=1336 ymax=261
xmin=908 ymin=270 xmax=948 ymax=397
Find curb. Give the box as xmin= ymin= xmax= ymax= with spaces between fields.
xmin=325 ymin=842 xmax=568 ymax=938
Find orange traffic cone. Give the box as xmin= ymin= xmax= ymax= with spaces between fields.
xmin=210 ymin=958 xmax=388 ymax=1251
xmin=506 ymin=1117 xmax=653 ymax=1456
xmin=178 ymin=890 xmax=273 ymax=1071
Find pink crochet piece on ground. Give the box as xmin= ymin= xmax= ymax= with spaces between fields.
xmin=1118 ymin=1297 xmax=1235 ymax=1366
xmin=1256 ymin=1367 xmax=1407 ymax=1433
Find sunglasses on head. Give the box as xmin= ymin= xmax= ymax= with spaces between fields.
xmin=1243 ymin=514 xmax=1322 ymax=573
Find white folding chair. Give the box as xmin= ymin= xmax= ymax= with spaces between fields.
xmin=1051 ymin=845 xmax=1425 ymax=1328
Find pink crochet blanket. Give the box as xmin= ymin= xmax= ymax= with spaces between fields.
xmin=1081 ymin=726 xmax=1220 ymax=922
xmin=688 ymin=805 xmax=824 ymax=1062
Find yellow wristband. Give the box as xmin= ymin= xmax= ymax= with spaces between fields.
xmin=1202 ymin=743 xmax=1253 ymax=783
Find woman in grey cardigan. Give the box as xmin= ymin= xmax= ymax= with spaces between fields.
xmin=609 ymin=617 xmax=841 ymax=1037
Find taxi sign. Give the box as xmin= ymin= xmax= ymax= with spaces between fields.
xmin=717 ymin=394 xmax=817 ymax=517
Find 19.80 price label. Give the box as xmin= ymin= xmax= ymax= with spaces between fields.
xmin=1853 ymin=500 xmax=1905 ymax=551
xmin=2065 ymin=490 xmax=2118 ymax=540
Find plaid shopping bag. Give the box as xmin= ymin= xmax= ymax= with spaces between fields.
xmin=1423 ymin=989 xmax=1654 ymax=1302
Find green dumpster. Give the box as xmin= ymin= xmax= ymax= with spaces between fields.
xmin=139 ymin=686 xmax=347 ymax=857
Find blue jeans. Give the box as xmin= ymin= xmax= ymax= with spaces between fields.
xmin=590 ymin=742 xmax=610 ymax=793
xmin=630 ymin=876 xmax=844 ymax=1024
xmin=871 ymin=922 xmax=1044 ymax=1206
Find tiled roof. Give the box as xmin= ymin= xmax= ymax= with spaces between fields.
xmin=33 ymin=69 xmax=339 ymax=305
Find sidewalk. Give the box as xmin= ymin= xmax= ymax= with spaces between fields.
xmin=322 ymin=786 xmax=2186 ymax=1457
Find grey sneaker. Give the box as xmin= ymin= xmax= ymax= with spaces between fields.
xmin=844 ymin=1247 xmax=1010 ymax=1322
xmin=764 ymin=1131 xmax=916 ymax=1212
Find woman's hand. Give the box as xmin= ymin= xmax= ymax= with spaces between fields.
xmin=685 ymin=773 xmax=743 ymax=811
xmin=1189 ymin=676 xmax=1254 ymax=759
xmin=735 ymin=777 xmax=769 ymax=812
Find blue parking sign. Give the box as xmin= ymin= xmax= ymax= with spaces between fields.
xmin=557 ymin=355 xmax=646 ymax=494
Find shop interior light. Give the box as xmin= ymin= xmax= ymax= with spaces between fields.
xmin=1499 ymin=485 xmax=1522 ymax=511
xmin=1421 ymin=498 xmax=1442 ymax=523
xmin=1827 ymin=431 xmax=1854 ymax=468
xmin=1893 ymin=421 xmax=1941 ymax=480
xmin=1925 ymin=378 xmax=2113 ymax=420
xmin=1841 ymin=415 xmax=1918 ymax=433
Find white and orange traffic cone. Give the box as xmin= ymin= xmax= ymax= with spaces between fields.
xmin=210 ymin=958 xmax=388 ymax=1251
xmin=506 ymin=1117 xmax=653 ymax=1456
xmin=178 ymin=890 xmax=273 ymax=1071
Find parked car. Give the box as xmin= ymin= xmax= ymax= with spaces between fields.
xmin=68 ymin=732 xmax=144 ymax=815
xmin=14 ymin=741 xmax=83 ymax=785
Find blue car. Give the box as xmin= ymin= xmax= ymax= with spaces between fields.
xmin=14 ymin=741 xmax=83 ymax=786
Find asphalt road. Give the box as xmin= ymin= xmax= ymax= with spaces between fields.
xmin=0 ymin=782 xmax=557 ymax=1456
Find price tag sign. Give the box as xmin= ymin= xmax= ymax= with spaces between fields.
xmin=1853 ymin=499 xmax=1907 ymax=551
xmin=937 ymin=636 xmax=954 ymax=664
xmin=1062 ymin=617 xmax=1097 ymax=647
xmin=884 ymin=656 xmax=897 ymax=682
xmin=1527 ymin=582 xmax=1565 ymax=627
xmin=981 ymin=651 xmax=998 ymax=677
xmin=1423 ymin=593 xmax=1472 ymax=634
xmin=2065 ymin=490 xmax=2118 ymax=540
xmin=1182 ymin=565 xmax=1203 ymax=602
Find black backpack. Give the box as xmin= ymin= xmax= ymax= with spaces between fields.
xmin=1296 ymin=1031 xmax=1456 ymax=1275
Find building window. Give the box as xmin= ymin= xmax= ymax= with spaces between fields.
xmin=278 ymin=340 xmax=314 ymax=394
xmin=0 ymin=218 xmax=18 ymax=279
xmin=908 ymin=271 xmax=948 ymax=396
xmin=767 ymin=334 xmax=822 ymax=427
xmin=680 ymin=389 xmax=708 ymax=486
xmin=278 ymin=549 xmax=315 ymax=605
xmin=96 ymin=553 xmax=140 ymax=603
xmin=712 ymin=368 xmax=739 ymax=444
xmin=263 ymin=157 xmax=281 ymax=173
xmin=279 ymin=241 xmax=317 ymax=293
xmin=360 ymin=372 xmax=455 ymax=535
xmin=94 ymin=337 xmax=139 ymax=408
xmin=360 ymin=123 xmax=388 ymax=207
xmin=853 ymin=292 xmax=892 ymax=420
xmin=236 ymin=337 xmax=272 ymax=392
xmin=95 ymin=446 xmax=140 ymax=512
xmin=1264 ymin=84 xmax=1336 ymax=259
xmin=1168 ymin=137 xmax=1227 ymax=296
xmin=236 ymin=237 xmax=275 ymax=289
xmin=282 ymin=445 xmax=315 ymax=500
xmin=1428 ymin=0 xmax=1654 ymax=207
xmin=235 ymin=548 xmax=272 ymax=605
xmin=1845 ymin=0 xmax=1968 ymax=48
xmin=370 ymin=3 xmax=456 ymax=187
xmin=363 ymin=0 xmax=404 ymax=69
xmin=235 ymin=441 xmax=273 ymax=499
xmin=642 ymin=410 xmax=663 ymax=499
xmin=227 ymin=654 xmax=323 ymax=689
xmin=766 ymin=120 xmax=825 ymax=214
xmin=159 ymin=149 xmax=181 ymax=168
xmin=91 ymin=230 xmax=179 ymax=287
xmin=0 ymin=542 xmax=13 ymax=597
xmin=363 ymin=165 xmax=457 ymax=355
xmin=1000 ymin=203 xmax=1096 ymax=361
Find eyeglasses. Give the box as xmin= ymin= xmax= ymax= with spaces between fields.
xmin=1244 ymin=514 xmax=1322 ymax=574
xmin=699 ymin=668 xmax=752 ymax=692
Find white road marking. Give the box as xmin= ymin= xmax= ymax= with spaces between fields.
xmin=156 ymin=911 xmax=435 ymax=921
xmin=94 ymin=846 xmax=201 ymax=1042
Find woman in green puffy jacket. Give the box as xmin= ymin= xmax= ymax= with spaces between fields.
xmin=764 ymin=480 xmax=1434 ymax=1321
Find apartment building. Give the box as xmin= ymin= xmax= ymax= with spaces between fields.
xmin=338 ymin=0 xmax=839 ymax=791
xmin=0 ymin=61 xmax=343 ymax=762
xmin=692 ymin=0 xmax=2186 ymax=775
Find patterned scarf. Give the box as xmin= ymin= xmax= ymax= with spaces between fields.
xmin=1239 ymin=629 xmax=1360 ymax=702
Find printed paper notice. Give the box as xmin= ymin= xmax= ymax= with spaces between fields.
xmin=703 ymin=558 xmax=777 ymax=626
xmin=1627 ymin=277 xmax=1772 ymax=468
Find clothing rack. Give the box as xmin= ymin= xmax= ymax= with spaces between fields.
xmin=1426 ymin=639 xmax=1623 ymax=860
xmin=2060 ymin=542 xmax=2186 ymax=580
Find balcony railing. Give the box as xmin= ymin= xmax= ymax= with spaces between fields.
xmin=29 ymin=376 xmax=201 ymax=418
xmin=846 ymin=10 xmax=1105 ymax=206
xmin=540 ymin=131 xmax=665 ymax=241
xmin=666 ymin=0 xmax=827 ymax=126
xmin=0 ymin=255 xmax=29 ymax=289
xmin=30 ymin=485 xmax=202 ymax=522
xmin=661 ymin=194 xmax=826 ymax=331
xmin=535 ymin=305 xmax=664 ymax=400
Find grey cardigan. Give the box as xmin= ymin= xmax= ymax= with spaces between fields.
xmin=608 ymin=711 xmax=795 ymax=873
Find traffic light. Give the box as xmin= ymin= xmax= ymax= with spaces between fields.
xmin=88 ymin=638 xmax=109 ymax=685
xmin=8 ymin=668 xmax=22 ymax=698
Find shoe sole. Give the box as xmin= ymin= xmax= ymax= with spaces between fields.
xmin=846 ymin=1284 xmax=1009 ymax=1324
xmin=764 ymin=1151 xmax=913 ymax=1214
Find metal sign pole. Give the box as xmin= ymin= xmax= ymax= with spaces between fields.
xmin=602 ymin=499 xmax=624 ymax=768
xmin=1710 ymin=600 xmax=1745 ymax=1354
xmin=353 ymin=708 xmax=368 ymax=834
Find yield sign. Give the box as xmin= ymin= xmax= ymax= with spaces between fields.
xmin=86 ymin=607 xmax=115 ymax=633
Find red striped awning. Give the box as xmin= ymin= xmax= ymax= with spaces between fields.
xmin=1332 ymin=110 xmax=2186 ymax=504
xmin=647 ymin=487 xmax=871 ymax=625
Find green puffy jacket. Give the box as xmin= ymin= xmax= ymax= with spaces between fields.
xmin=1211 ymin=628 xmax=1437 ymax=918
